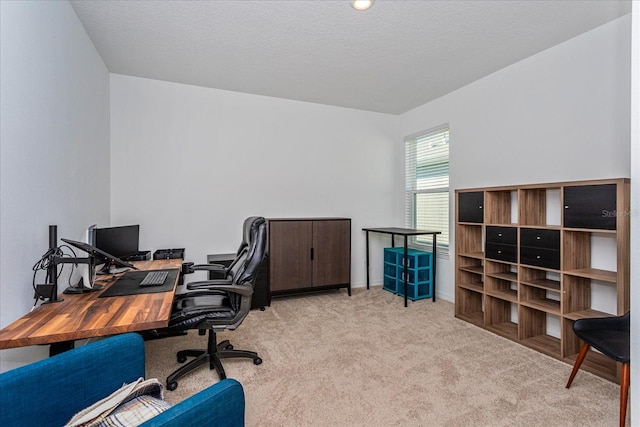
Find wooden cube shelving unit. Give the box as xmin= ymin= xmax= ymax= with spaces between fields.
xmin=455 ymin=178 xmax=630 ymax=383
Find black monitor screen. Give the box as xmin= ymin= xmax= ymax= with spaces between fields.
xmin=94 ymin=225 xmax=140 ymax=260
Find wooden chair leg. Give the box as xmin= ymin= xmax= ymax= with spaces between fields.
xmin=619 ymin=362 xmax=630 ymax=427
xmin=566 ymin=342 xmax=590 ymax=388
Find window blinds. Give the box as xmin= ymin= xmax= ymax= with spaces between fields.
xmin=405 ymin=127 xmax=450 ymax=253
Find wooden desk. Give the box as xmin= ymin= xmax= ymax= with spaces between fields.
xmin=362 ymin=227 xmax=441 ymax=307
xmin=0 ymin=259 xmax=181 ymax=354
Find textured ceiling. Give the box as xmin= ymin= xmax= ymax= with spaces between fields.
xmin=70 ymin=0 xmax=631 ymax=115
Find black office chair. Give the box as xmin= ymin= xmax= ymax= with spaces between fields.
xmin=565 ymin=312 xmax=630 ymax=427
xmin=163 ymin=216 xmax=267 ymax=391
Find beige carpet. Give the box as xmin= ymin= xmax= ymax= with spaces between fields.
xmin=145 ymin=287 xmax=627 ymax=426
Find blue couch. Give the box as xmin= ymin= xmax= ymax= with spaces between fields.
xmin=0 ymin=333 xmax=245 ymax=426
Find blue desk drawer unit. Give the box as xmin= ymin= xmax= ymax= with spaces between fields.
xmin=383 ymin=247 xmax=433 ymax=300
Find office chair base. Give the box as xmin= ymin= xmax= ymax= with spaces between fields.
xmin=166 ymin=331 xmax=261 ymax=391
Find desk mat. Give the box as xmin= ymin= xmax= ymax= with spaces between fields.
xmin=99 ymin=269 xmax=179 ymax=298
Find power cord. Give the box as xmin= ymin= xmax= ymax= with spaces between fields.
xmin=31 ymin=245 xmax=77 ymax=309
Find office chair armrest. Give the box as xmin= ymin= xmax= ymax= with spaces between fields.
xmin=186 ymin=278 xmax=232 ymax=290
xmin=186 ymin=280 xmax=253 ymax=297
xmin=181 ymin=263 xmax=227 ymax=275
xmin=191 ymin=263 xmax=227 ymax=271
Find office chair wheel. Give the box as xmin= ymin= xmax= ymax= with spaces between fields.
xmin=177 ymin=355 xmax=187 ymax=363
xmin=167 ymin=381 xmax=178 ymax=391
xmin=225 ymin=344 xmax=234 ymax=350
xmin=254 ymin=357 xmax=262 ymax=365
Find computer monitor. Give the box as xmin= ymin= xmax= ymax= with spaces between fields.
xmin=94 ymin=225 xmax=140 ymax=260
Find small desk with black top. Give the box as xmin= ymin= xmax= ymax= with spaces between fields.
xmin=362 ymin=227 xmax=441 ymax=307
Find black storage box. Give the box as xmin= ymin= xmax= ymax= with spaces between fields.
xmin=153 ymin=248 xmax=185 ymax=260
xmin=125 ymin=251 xmax=151 ymax=261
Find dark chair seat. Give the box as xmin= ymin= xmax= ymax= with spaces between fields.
xmin=170 ymin=292 xmax=237 ymax=326
xmin=571 ymin=313 xmax=630 ymax=363
xmin=566 ymin=312 xmax=630 ymax=427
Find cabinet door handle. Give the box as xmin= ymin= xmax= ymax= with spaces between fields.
xmin=310 ymin=247 xmax=314 ymax=260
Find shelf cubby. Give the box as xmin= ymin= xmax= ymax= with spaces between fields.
xmin=485 ymin=295 xmax=518 ymax=340
xmin=519 ymin=188 xmax=546 ymax=226
xmin=485 ymin=190 xmax=514 ymax=225
xmin=456 ymin=256 xmax=484 ymax=294
xmin=485 ymin=260 xmax=517 ymax=303
xmin=561 ymin=274 xmax=614 ymax=318
xmin=520 ymin=307 xmax=561 ymax=358
xmin=519 ymin=266 xmax=561 ymax=315
xmin=456 ymin=224 xmax=483 ymax=254
xmin=457 ymin=270 xmax=484 ymax=292
xmin=519 ymin=266 xmax=561 ymax=292
xmin=455 ymin=287 xmax=484 ymax=326
xmin=519 ymin=186 xmax=562 ymax=227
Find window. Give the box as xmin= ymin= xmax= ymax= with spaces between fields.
xmin=405 ymin=126 xmax=450 ymax=255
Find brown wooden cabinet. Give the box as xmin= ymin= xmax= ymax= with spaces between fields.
xmin=455 ymin=178 xmax=630 ymax=384
xmin=268 ymin=218 xmax=351 ymax=296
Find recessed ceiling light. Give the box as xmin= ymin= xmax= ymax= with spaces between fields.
xmin=352 ymin=0 xmax=374 ymax=11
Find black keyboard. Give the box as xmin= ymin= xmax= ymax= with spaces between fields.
xmin=139 ymin=271 xmax=169 ymax=287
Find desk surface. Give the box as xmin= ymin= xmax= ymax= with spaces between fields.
xmin=0 ymin=259 xmax=181 ymax=350
xmin=362 ymin=227 xmax=442 ymax=236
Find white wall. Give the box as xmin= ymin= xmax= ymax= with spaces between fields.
xmin=0 ymin=1 xmax=110 ymax=371
xmin=110 ymin=15 xmax=631 ymax=304
xmin=399 ymin=15 xmax=631 ymax=302
xmin=629 ymin=2 xmax=639 ymax=424
xmin=109 ymin=75 xmax=401 ymax=286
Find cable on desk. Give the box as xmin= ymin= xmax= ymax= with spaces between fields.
xmin=31 ymin=245 xmax=78 ymax=308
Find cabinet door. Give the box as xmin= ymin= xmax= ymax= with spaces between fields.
xmin=312 ymin=220 xmax=351 ymax=287
xmin=458 ymin=192 xmax=484 ymax=223
xmin=268 ymin=221 xmax=313 ymax=292
xmin=563 ymin=184 xmax=616 ymax=230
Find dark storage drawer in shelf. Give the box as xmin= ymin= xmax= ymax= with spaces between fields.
xmin=458 ymin=191 xmax=484 ymax=223
xmin=520 ymin=228 xmax=560 ymax=250
xmin=485 ymin=242 xmax=517 ymax=263
xmin=486 ymin=226 xmax=517 ymax=245
xmin=520 ymin=247 xmax=560 ymax=270
xmin=564 ymin=184 xmax=616 ymax=230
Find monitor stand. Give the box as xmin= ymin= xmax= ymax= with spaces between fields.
xmin=62 ymin=261 xmax=104 ymax=294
